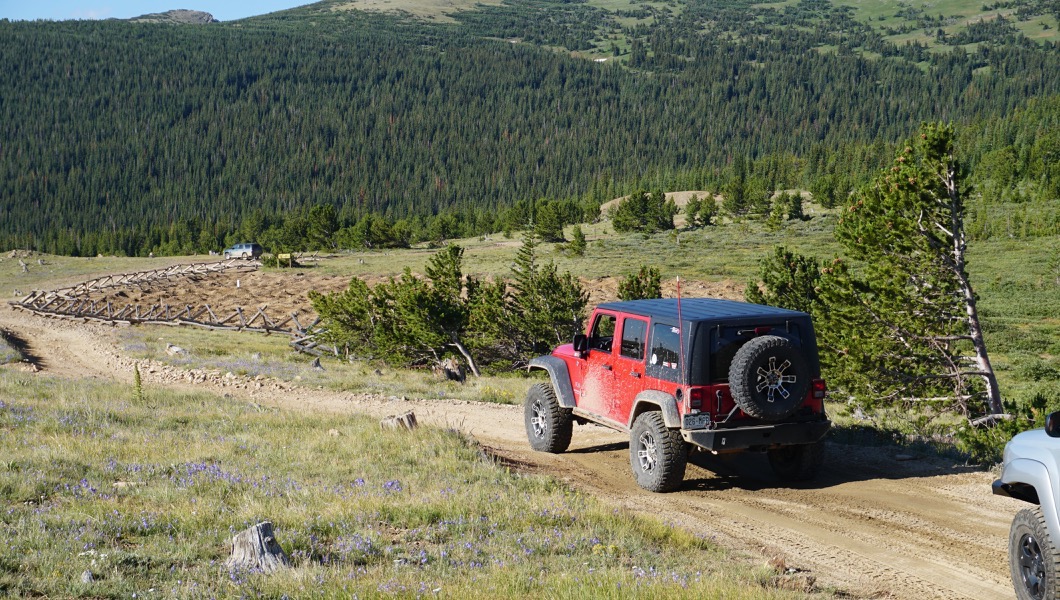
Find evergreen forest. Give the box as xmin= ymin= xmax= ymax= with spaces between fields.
xmin=2 ymin=0 xmax=1059 ymax=255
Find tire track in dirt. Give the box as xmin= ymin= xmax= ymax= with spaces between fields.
xmin=0 ymin=306 xmax=1023 ymax=599
xmin=547 ymin=440 xmax=1013 ymax=599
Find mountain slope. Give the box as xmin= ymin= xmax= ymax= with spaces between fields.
xmin=1 ymin=0 xmax=1058 ymax=255
xmin=130 ymin=10 xmax=218 ymax=24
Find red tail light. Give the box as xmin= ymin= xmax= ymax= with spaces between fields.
xmin=689 ymin=387 xmax=705 ymax=410
xmin=806 ymin=379 xmax=827 ymax=413
xmin=812 ymin=379 xmax=826 ymax=399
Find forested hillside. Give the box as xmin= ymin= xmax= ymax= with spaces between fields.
xmin=1 ymin=0 xmax=1059 ymax=255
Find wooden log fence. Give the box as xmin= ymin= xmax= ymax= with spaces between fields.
xmin=14 ymin=259 xmax=259 ymax=307
xmin=5 ymin=259 xmax=323 ymax=339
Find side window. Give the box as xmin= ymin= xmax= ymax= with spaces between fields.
xmin=620 ymin=318 xmax=648 ymax=360
xmin=589 ymin=313 xmax=616 ymax=353
xmin=650 ymin=324 xmax=680 ymax=369
xmin=647 ymin=323 xmax=682 ymax=383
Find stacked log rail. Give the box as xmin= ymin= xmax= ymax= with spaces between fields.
xmin=6 ymin=259 xmax=320 ymax=338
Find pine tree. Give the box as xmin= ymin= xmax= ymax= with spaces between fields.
xmin=744 ymin=247 xmax=820 ymax=314
xmin=684 ymin=195 xmax=703 ymax=229
xmin=826 ymin=123 xmax=1001 ymax=416
xmin=534 ymin=200 xmax=566 ymax=243
xmin=618 ymin=266 xmax=662 ymax=300
xmin=510 ymin=227 xmax=588 ymax=361
xmin=610 ymin=190 xmax=676 ymax=233
xmin=566 ymin=224 xmax=587 ymax=256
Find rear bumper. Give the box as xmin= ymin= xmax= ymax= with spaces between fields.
xmin=682 ymin=420 xmax=831 ymax=451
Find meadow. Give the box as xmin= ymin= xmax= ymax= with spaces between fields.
xmin=0 ymin=371 xmax=808 ymax=598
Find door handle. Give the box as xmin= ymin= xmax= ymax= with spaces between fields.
xmin=602 ymin=364 xmax=612 ymax=371
xmin=630 ymin=371 xmax=640 ymax=378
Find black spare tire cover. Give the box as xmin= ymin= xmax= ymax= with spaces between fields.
xmin=728 ymin=335 xmax=810 ymax=421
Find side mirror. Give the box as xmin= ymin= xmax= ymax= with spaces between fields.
xmin=572 ymin=334 xmax=588 ymax=358
xmin=1047 ymin=412 xmax=1060 ymax=438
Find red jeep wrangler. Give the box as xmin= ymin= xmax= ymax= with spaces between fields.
xmin=525 ymin=298 xmax=830 ymax=492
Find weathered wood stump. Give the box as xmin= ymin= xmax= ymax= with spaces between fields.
xmin=226 ymin=521 xmax=290 ymax=573
xmin=380 ymin=411 xmax=418 ymax=431
xmin=433 ymin=357 xmax=465 ymax=382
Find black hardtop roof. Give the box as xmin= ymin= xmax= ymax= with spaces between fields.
xmin=595 ymin=298 xmax=809 ymax=323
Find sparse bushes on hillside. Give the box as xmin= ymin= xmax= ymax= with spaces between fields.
xmin=683 ymin=194 xmax=716 ymax=229
xmin=310 ymin=231 xmax=587 ymax=373
xmin=618 ymin=266 xmax=663 ymax=301
xmin=610 ymin=191 xmax=677 ymax=233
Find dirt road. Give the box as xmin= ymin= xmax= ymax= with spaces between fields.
xmin=0 ymin=305 xmax=1022 ymax=599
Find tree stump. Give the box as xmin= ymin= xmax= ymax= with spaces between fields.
xmin=380 ymin=411 xmax=418 ymax=431
xmin=226 ymin=521 xmax=290 ymax=573
xmin=434 ymin=357 xmax=465 ymax=382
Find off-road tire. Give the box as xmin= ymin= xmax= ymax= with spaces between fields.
xmin=629 ymin=411 xmax=687 ymax=493
xmin=524 ymin=383 xmax=572 ymax=453
xmin=1010 ymin=506 xmax=1060 ymax=600
xmin=767 ymin=441 xmax=825 ymax=481
xmin=729 ymin=335 xmax=810 ymax=421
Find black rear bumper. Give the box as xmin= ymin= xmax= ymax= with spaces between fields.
xmin=681 ymin=420 xmax=831 ymax=451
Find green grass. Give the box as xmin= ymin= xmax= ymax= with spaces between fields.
xmin=967 ymin=235 xmax=1060 ymax=403
xmin=0 ymin=372 xmax=807 ymax=598
xmin=0 ymin=337 xmax=18 ymax=365
xmin=119 ymin=325 xmax=531 ymax=405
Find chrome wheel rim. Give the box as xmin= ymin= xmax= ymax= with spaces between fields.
xmin=636 ymin=431 xmax=657 ymax=472
xmin=756 ymin=356 xmax=796 ymax=403
xmin=530 ymin=400 xmax=547 ymax=438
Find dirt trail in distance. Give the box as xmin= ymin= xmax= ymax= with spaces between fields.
xmin=0 ymin=305 xmax=1021 ymax=599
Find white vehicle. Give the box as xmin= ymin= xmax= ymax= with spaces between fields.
xmin=993 ymin=413 xmax=1060 ymax=600
xmin=223 ymin=243 xmax=263 ymax=260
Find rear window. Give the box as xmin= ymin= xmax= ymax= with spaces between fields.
xmin=689 ymin=323 xmax=803 ymax=385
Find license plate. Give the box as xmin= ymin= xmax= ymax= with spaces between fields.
xmin=683 ymin=413 xmax=711 ymax=430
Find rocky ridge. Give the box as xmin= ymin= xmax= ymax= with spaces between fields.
xmin=130 ymin=10 xmax=218 ymax=24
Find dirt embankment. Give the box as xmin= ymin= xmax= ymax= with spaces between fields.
xmin=0 ymin=266 xmax=1023 ymax=600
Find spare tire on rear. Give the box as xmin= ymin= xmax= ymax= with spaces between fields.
xmin=728 ymin=335 xmax=810 ymax=421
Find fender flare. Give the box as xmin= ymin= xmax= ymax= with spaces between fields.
xmin=629 ymin=390 xmax=681 ymax=429
xmin=528 ymin=356 xmax=577 ymax=409
xmin=999 ymin=457 xmax=1060 ymax=544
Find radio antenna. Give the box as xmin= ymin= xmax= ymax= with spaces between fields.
xmin=676 ymin=276 xmax=688 ymax=410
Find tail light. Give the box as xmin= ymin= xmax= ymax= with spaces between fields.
xmin=812 ymin=379 xmax=826 ymax=399
xmin=807 ymin=379 xmax=827 ymax=413
xmin=689 ymin=387 xmax=706 ymax=410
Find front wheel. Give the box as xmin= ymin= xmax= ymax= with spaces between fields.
xmin=1010 ymin=507 xmax=1060 ymax=600
xmin=524 ymin=383 xmax=572 ymax=453
xmin=767 ymin=441 xmax=824 ymax=482
xmin=629 ymin=412 xmax=687 ymax=493
xmin=223 ymin=252 xmax=231 ymax=260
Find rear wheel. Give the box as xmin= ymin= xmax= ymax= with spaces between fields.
xmin=524 ymin=383 xmax=572 ymax=453
xmin=767 ymin=441 xmax=824 ymax=481
xmin=629 ymin=411 xmax=687 ymax=493
xmin=1010 ymin=507 xmax=1060 ymax=600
